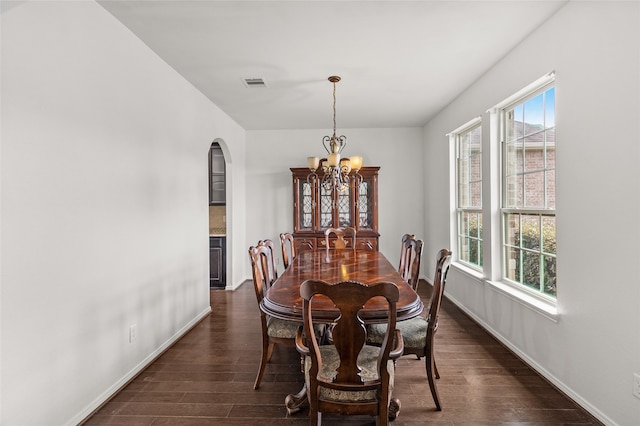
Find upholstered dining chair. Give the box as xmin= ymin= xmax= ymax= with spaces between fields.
xmin=397 ymin=234 xmax=423 ymax=291
xmin=367 ymin=235 xmax=422 ymax=352
xmin=279 ymin=232 xmax=313 ymax=269
xmin=368 ymin=248 xmax=452 ymax=410
xmin=257 ymin=238 xmax=278 ymax=278
xmin=295 ymin=279 xmax=404 ymax=425
xmin=248 ymin=240 xmax=298 ymax=389
xmin=398 ymin=234 xmax=415 ymax=280
xmin=324 ymin=226 xmax=356 ymax=249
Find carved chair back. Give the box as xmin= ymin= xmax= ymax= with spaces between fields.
xmin=297 ymin=279 xmax=403 ymax=424
xmin=398 ymin=235 xmax=423 ymax=291
xmin=426 ymin=249 xmax=453 ymax=335
xmin=279 ymin=232 xmax=313 ymax=269
xmin=248 ymin=240 xmax=278 ymax=305
xmin=398 ymin=233 xmax=415 ymax=278
xmin=324 ymin=226 xmax=356 ymax=250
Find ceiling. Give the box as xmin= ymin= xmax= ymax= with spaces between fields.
xmin=98 ymin=1 xmax=567 ymax=130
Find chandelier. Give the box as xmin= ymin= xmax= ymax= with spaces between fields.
xmin=307 ymin=76 xmax=362 ymax=192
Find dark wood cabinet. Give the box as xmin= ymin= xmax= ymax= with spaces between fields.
xmin=290 ymin=166 xmax=379 ymax=249
xmin=210 ymin=236 xmax=226 ymax=288
xmin=209 ymin=143 xmax=225 ymax=205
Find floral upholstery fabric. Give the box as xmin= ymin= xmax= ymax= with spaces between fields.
xmin=304 ymin=345 xmax=395 ymax=402
xmin=266 ymin=316 xmax=324 ymax=339
xmin=266 ymin=316 xmax=300 ymax=339
xmin=368 ymin=317 xmax=428 ymax=349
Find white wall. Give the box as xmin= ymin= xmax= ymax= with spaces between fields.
xmin=423 ymin=2 xmax=640 ymax=425
xmin=245 ymin=128 xmax=424 ymax=272
xmin=0 ymin=1 xmax=246 ymax=424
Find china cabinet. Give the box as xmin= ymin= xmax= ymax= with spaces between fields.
xmin=290 ymin=166 xmax=379 ymax=250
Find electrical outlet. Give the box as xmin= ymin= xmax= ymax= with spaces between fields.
xmin=129 ymin=324 xmax=137 ymax=343
xmin=223 ymin=215 xmax=226 ymax=223
xmin=633 ymin=373 xmax=640 ymax=399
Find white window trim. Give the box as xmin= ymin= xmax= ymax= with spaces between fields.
xmin=486 ymin=279 xmax=559 ymax=322
xmin=487 ymin=71 xmax=555 ymax=113
xmin=485 ymin=71 xmax=558 ymax=311
xmin=452 ymin=261 xmax=485 ymax=282
xmin=448 ymin=116 xmax=482 ymax=272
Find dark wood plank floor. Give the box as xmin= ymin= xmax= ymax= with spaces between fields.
xmin=84 ymin=281 xmax=601 ymax=425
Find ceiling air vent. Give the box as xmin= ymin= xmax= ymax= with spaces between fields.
xmin=242 ymin=77 xmax=267 ymax=88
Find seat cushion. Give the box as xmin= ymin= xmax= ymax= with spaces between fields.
xmin=368 ymin=316 xmax=428 ymax=349
xmin=266 ymin=316 xmax=300 ymax=339
xmin=304 ymin=344 xmax=394 ymax=402
xmin=266 ymin=316 xmax=324 ymax=339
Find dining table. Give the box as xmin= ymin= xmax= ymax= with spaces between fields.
xmin=259 ymin=247 xmax=424 ymax=415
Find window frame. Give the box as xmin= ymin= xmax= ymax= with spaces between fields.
xmin=449 ymin=117 xmax=483 ymax=272
xmin=497 ymin=75 xmax=557 ymax=303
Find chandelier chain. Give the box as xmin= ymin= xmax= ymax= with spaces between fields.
xmin=332 ymin=81 xmax=337 ymax=137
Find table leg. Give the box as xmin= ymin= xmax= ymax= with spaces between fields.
xmin=285 ymin=385 xmax=308 ymax=415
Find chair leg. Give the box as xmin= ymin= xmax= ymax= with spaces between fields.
xmin=425 ymin=349 xmax=441 ymax=410
xmin=433 ymin=354 xmax=440 ymax=380
xmin=310 ymin=410 xmax=320 ymax=426
xmin=266 ymin=341 xmax=275 ymax=362
xmin=254 ymin=338 xmax=274 ymax=390
xmin=378 ymin=398 xmax=389 ymax=426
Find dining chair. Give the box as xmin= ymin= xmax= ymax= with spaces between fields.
xmin=368 ymin=248 xmax=452 ymax=410
xmin=257 ymin=238 xmax=278 ymax=277
xmin=367 ymin=235 xmax=422 ymax=348
xmin=398 ymin=233 xmax=415 ymax=279
xmin=324 ymin=226 xmax=356 ymax=249
xmin=295 ymin=279 xmax=404 ymax=425
xmin=279 ymin=232 xmax=313 ymax=269
xmin=248 ymin=240 xmax=297 ymax=389
xmin=399 ymin=235 xmax=423 ymax=291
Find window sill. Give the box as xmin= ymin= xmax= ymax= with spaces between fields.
xmin=485 ymin=280 xmax=559 ymax=323
xmin=451 ymin=262 xmax=484 ymax=282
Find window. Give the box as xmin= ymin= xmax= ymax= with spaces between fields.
xmin=453 ymin=120 xmax=483 ymax=270
xmin=501 ymin=83 xmax=556 ymax=298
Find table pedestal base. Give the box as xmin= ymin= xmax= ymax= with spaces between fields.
xmin=389 ymin=397 xmax=401 ymax=420
xmin=285 ymin=385 xmax=308 ymax=415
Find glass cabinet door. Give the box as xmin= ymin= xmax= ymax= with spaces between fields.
xmin=319 ymin=184 xmax=352 ymax=229
xmin=337 ymin=186 xmax=352 ymax=227
xmin=356 ymin=178 xmax=374 ymax=230
xmin=319 ymin=184 xmax=333 ymax=229
xmin=297 ymin=178 xmax=314 ymax=231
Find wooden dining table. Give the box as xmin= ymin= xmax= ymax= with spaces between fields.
xmin=259 ymin=248 xmax=424 ymax=415
xmin=261 ymin=248 xmax=423 ymax=324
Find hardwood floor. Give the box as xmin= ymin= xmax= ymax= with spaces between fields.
xmin=84 ymin=281 xmax=601 ymax=425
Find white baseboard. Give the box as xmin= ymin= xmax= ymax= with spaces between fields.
xmin=69 ymin=306 xmax=212 ymax=426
